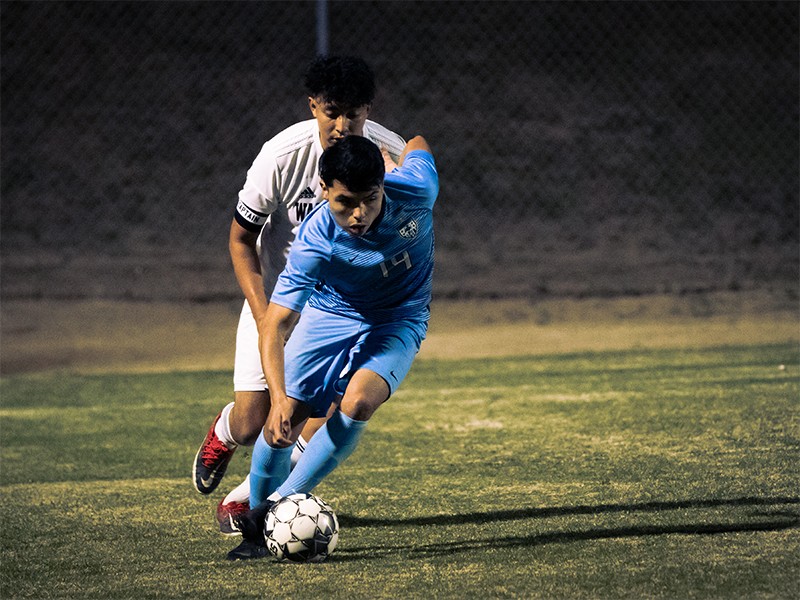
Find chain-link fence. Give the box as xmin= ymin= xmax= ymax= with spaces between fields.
xmin=2 ymin=1 xmax=797 ymax=301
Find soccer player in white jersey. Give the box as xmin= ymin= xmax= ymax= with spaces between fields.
xmin=192 ymin=56 xmax=406 ymax=535
xmin=227 ymin=134 xmax=438 ymax=560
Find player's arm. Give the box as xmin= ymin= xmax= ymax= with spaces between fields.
xmin=230 ymin=148 xmax=282 ymax=330
xmin=260 ymin=221 xmax=329 ymax=446
xmin=260 ymin=302 xmax=301 ymax=447
xmin=229 ymin=218 xmax=271 ymax=328
xmin=381 ymin=136 xmax=432 ymax=171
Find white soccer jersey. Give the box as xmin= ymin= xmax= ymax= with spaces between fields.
xmin=234 ymin=119 xmax=406 ymax=293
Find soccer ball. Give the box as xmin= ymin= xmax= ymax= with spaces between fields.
xmin=264 ymin=493 xmax=339 ymax=563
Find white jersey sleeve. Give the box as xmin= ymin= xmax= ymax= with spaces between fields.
xmin=234 ymin=151 xmax=281 ymax=232
xmin=234 ymin=120 xmax=319 ymax=233
xmin=364 ymin=120 xmax=406 ymax=162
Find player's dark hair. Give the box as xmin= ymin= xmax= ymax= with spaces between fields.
xmin=319 ymin=136 xmax=384 ymax=192
xmin=304 ymin=55 xmax=376 ymax=107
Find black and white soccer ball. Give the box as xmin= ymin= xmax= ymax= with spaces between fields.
xmin=264 ymin=493 xmax=339 ymax=563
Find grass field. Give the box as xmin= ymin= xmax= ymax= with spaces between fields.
xmin=1 ymin=340 xmax=798 ymax=599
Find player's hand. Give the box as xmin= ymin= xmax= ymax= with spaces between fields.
xmin=381 ymin=147 xmax=398 ymax=172
xmin=265 ymin=398 xmax=294 ymax=448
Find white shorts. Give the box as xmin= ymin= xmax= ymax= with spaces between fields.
xmin=233 ymin=300 xmax=267 ymax=392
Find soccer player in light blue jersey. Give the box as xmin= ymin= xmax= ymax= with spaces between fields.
xmin=191 ymin=56 xmax=406 ymax=536
xmin=227 ymin=134 xmax=437 ymax=560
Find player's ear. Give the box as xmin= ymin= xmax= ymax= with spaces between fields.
xmin=308 ymin=96 xmax=318 ymax=116
xmin=320 ymin=179 xmax=329 ymax=199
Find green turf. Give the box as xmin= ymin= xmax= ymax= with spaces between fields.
xmin=1 ymin=343 xmax=798 ymax=599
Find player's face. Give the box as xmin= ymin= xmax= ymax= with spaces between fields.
xmin=322 ymin=179 xmax=384 ymax=237
xmin=309 ymin=97 xmax=371 ymax=149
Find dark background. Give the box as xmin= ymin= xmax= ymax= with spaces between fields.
xmin=1 ymin=1 xmax=797 ymax=302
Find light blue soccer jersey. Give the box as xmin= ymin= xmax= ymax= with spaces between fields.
xmin=270 ymin=150 xmax=438 ymax=323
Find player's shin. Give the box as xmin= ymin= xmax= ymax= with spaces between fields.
xmin=274 ymin=409 xmax=367 ymax=497
xmin=249 ymin=432 xmax=293 ymax=507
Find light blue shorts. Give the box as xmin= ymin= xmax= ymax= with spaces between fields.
xmin=283 ymin=306 xmax=428 ymax=418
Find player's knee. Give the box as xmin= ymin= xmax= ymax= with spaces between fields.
xmin=340 ymin=392 xmax=384 ymax=421
xmin=339 ymin=369 xmax=390 ymax=421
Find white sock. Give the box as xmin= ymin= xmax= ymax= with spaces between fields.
xmin=291 ymin=434 xmax=308 ymax=468
xmin=214 ymin=402 xmax=238 ymax=448
xmin=223 ymin=475 xmax=250 ymax=505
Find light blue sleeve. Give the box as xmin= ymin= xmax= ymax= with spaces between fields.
xmin=384 ymin=150 xmax=439 ymax=210
xmin=269 ymin=218 xmax=332 ymax=312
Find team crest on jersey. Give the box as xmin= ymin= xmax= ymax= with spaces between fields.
xmin=399 ymin=219 xmax=419 ymax=239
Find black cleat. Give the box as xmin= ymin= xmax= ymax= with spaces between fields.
xmin=226 ymin=539 xmax=270 ymax=561
xmin=233 ymin=499 xmax=275 ymax=542
xmin=225 ymin=499 xmax=276 ymax=560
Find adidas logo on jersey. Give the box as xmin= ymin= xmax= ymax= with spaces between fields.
xmin=399 ymin=219 xmax=419 ymax=239
xmin=299 ymin=187 xmax=315 ymax=199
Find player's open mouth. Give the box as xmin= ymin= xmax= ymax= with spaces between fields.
xmin=348 ymin=224 xmax=367 ymax=235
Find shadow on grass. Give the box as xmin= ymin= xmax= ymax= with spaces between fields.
xmin=335 ymin=496 xmax=800 ymax=560
xmin=339 ymin=495 xmax=800 ymax=528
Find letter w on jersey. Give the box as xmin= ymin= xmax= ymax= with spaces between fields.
xmin=294 ymin=202 xmax=315 ymax=222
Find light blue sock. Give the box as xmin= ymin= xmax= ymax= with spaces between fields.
xmin=275 ymin=410 xmax=367 ymax=497
xmin=249 ymin=431 xmax=293 ymax=508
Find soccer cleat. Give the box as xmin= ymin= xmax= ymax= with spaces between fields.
xmin=233 ymin=499 xmax=276 ymax=543
xmin=192 ymin=412 xmax=236 ymax=494
xmin=216 ymin=500 xmax=249 ymax=536
xmin=225 ymin=500 xmax=276 ymax=561
xmin=226 ymin=539 xmax=270 ymax=561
